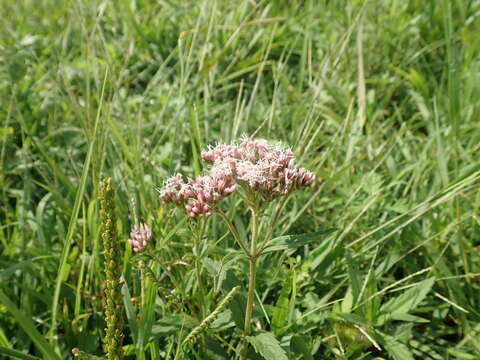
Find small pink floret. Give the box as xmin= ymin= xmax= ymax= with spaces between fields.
xmin=128 ymin=223 xmax=153 ymax=252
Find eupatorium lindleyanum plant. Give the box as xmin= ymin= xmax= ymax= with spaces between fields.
xmin=158 ymin=137 xmax=315 ymax=358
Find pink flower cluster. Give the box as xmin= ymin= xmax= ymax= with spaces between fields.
xmin=160 ymin=138 xmax=315 ymax=217
xmin=128 ymin=223 xmax=152 ymax=252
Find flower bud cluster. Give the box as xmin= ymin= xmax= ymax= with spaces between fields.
xmin=160 ymin=138 xmax=315 ymax=217
xmin=128 ymin=223 xmax=153 ymax=252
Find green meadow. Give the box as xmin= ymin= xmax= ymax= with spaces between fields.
xmin=1 ymin=0 xmax=480 ymax=359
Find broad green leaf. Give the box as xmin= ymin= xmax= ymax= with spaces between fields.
xmin=381 ymin=277 xmax=435 ymax=315
xmin=263 ymin=229 xmax=335 ymax=253
xmin=290 ymin=335 xmax=313 ymax=360
xmin=379 ymin=332 xmax=414 ymax=360
xmin=204 ymin=336 xmax=229 ymax=360
xmin=210 ymin=310 xmax=235 ymax=331
xmin=248 ymin=332 xmax=288 ymax=360
xmin=151 ymin=316 xmax=196 ymax=336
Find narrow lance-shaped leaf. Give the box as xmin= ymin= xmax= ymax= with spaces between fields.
xmin=263 ymin=229 xmax=335 ymax=253
xmin=271 ymin=268 xmax=293 ymax=335
xmin=380 ymin=277 xmax=435 ymax=315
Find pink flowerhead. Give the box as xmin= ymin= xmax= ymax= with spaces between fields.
xmin=160 ymin=137 xmax=316 ymax=214
xmin=159 ymin=174 xmax=190 ymax=205
xmin=129 ymin=223 xmax=152 ymax=252
xmin=202 ymin=137 xmax=315 ymax=199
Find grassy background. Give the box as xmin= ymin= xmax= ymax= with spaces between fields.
xmin=1 ymin=0 xmax=480 ymax=358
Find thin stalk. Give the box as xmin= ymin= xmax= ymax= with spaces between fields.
xmin=241 ymin=206 xmax=259 ymax=359
xmin=244 ymin=207 xmax=259 ymax=335
xmin=257 ymin=195 xmax=289 ymax=255
xmin=243 ymin=258 xmax=257 ymax=334
xmin=215 ymin=208 xmax=250 ymax=256
xmin=192 ymin=220 xmax=206 ymax=318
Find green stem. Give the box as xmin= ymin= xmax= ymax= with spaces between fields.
xmin=215 ymin=208 xmax=250 ymax=256
xmin=243 ymin=256 xmax=257 ymax=336
xmin=241 ymin=206 xmax=259 ymax=359
xmin=256 ymin=195 xmax=289 ymax=255
xmin=192 ymin=229 xmax=206 ymax=318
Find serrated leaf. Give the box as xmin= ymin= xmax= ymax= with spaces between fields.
xmin=381 ymin=277 xmax=435 ymax=315
xmin=202 ymin=257 xmax=221 ymax=277
xmin=210 ymin=310 xmax=235 ymax=331
xmin=248 ymin=332 xmax=288 ymax=360
xmin=379 ymin=332 xmax=414 ymax=360
xmin=263 ymin=229 xmax=335 ymax=253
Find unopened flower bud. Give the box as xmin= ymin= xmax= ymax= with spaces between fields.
xmin=128 ymin=223 xmax=152 ymax=253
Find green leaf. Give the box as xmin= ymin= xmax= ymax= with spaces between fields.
xmin=341 ymin=287 xmax=354 ymax=313
xmin=0 ymin=291 xmax=60 ymax=360
xmin=204 ymin=336 xmax=230 ymax=360
xmin=447 ymin=349 xmax=477 ymax=359
xmin=334 ymin=313 xmax=369 ymax=327
xmin=0 ymin=346 xmax=42 ymax=360
xmin=379 ymin=332 xmax=414 ymax=360
xmin=51 ymin=68 xmax=107 ymax=342
xmin=248 ymin=332 xmax=288 ymax=360
xmin=263 ymin=229 xmax=335 ymax=253
xmin=137 ymin=275 xmax=159 ymax=357
xmin=121 ymin=280 xmax=138 ymax=343
xmin=290 ymin=335 xmax=313 ymax=360
xmin=210 ymin=310 xmax=235 ymax=331
xmin=151 ymin=316 xmax=196 ymax=336
xmin=389 ymin=313 xmax=429 ymax=323
xmin=345 ymin=252 xmax=361 ymax=306
xmin=271 ymin=268 xmax=294 ymax=335
xmin=381 ymin=277 xmax=435 ymax=315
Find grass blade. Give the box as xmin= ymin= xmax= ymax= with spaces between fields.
xmin=49 ymin=68 xmax=108 ymax=344
xmin=0 ymin=291 xmax=59 ymax=360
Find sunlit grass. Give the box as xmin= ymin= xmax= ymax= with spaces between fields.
xmin=0 ymin=0 xmax=479 ymax=359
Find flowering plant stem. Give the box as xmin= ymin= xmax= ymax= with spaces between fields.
xmin=237 ymin=203 xmax=259 ymax=359
xmin=244 ymin=205 xmax=259 ymax=335
xmin=215 ymin=208 xmax=249 ymax=256
xmin=191 ymin=219 xmax=207 ymax=318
